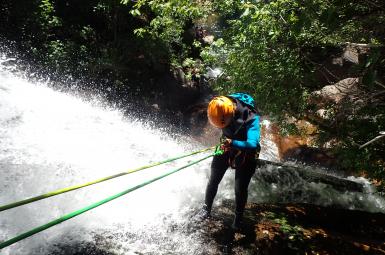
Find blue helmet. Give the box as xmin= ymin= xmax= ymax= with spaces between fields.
xmin=228 ymin=92 xmax=255 ymax=109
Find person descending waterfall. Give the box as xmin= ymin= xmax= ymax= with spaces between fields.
xmin=196 ymin=93 xmax=261 ymax=230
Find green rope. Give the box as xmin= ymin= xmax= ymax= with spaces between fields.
xmin=214 ymin=144 xmax=224 ymax=156
xmin=0 ymin=147 xmax=214 ymax=212
xmin=0 ymin=154 xmax=213 ymax=250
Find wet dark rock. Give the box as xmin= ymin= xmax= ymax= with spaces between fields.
xmin=258 ymin=159 xmax=365 ymax=193
xmin=198 ymin=201 xmax=385 ymax=255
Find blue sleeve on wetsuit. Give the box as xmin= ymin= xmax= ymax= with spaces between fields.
xmin=231 ymin=116 xmax=260 ymax=150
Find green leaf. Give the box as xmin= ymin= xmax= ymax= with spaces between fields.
xmin=241 ymin=8 xmax=250 ymax=17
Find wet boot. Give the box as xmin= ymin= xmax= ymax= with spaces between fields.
xmin=194 ymin=204 xmax=211 ymax=221
xmin=231 ymin=211 xmax=243 ymax=230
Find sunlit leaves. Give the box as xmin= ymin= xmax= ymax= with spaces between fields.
xmin=125 ymin=0 xmax=208 ymax=64
xmin=39 ymin=0 xmax=62 ymax=30
xmin=205 ymin=0 xmax=310 ymax=116
xmin=130 ymin=9 xmax=141 ymax=16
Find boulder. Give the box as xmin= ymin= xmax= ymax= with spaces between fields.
xmin=312 ymin=43 xmax=373 ymax=85
xmin=311 ymin=77 xmax=360 ymax=105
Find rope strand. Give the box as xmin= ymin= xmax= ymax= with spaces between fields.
xmin=0 ymin=147 xmax=214 ymax=212
xmin=0 ymin=153 xmax=213 ymax=250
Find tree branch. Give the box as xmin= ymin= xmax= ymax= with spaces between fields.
xmin=359 ymin=132 xmax=385 ymax=149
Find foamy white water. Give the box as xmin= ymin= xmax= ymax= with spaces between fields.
xmin=0 ymin=53 xmax=384 ymax=255
xmin=0 ymin=54 xmax=215 ymax=254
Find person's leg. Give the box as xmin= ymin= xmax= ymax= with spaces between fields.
xmin=204 ymin=153 xmax=229 ymax=213
xmin=233 ymin=158 xmax=257 ymax=228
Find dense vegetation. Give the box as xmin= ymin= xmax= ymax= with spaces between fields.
xmin=1 ymin=0 xmax=384 ymax=181
xmin=203 ymin=0 xmax=385 ymax=180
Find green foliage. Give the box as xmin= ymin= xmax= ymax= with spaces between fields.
xmin=204 ymin=0 xmax=311 ymax=116
xmin=1 ymin=0 xmax=384 ymax=178
xmin=39 ymin=0 xmax=61 ymax=30
xmin=1 ymin=0 xmax=168 ymax=79
xmin=202 ymin=0 xmax=385 ymax=178
xmin=205 ymin=0 xmax=384 ymax=116
xmin=265 ymin=212 xmax=304 ymax=244
xmin=125 ymin=0 xmax=209 ymax=64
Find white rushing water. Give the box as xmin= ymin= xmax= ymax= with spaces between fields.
xmin=0 ymin=54 xmax=216 ymax=254
xmin=0 ymin=53 xmax=384 ymax=255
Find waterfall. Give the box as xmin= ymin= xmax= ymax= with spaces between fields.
xmin=0 ymin=53 xmax=384 ymax=255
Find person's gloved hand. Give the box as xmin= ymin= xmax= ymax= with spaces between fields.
xmin=220 ymin=138 xmax=232 ymax=152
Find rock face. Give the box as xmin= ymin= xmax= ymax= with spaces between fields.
xmin=312 ymin=43 xmax=374 ymax=86
xmin=309 ymin=77 xmax=364 ymax=125
xmin=261 ymin=120 xmax=337 ymax=167
xmin=258 ymin=159 xmax=364 ymax=192
xmin=196 ymin=201 xmax=385 ymax=255
xmin=307 ymin=44 xmax=385 ymax=127
xmin=311 ymin=77 xmax=360 ymax=105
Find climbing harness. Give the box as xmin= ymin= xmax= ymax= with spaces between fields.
xmin=0 ymin=153 xmax=214 ymax=249
xmin=217 ymin=136 xmax=259 ymax=169
xmin=229 ymin=149 xmax=246 ymax=169
xmin=216 ymin=138 xmax=248 ymax=168
xmin=0 ymin=147 xmax=214 ymax=212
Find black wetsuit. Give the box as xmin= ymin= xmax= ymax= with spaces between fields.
xmin=204 ymin=99 xmax=260 ymax=215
